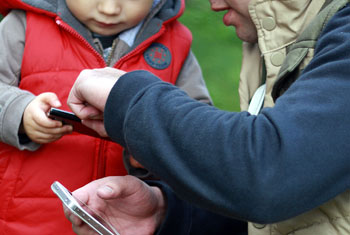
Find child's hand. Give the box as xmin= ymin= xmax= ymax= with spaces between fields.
xmin=23 ymin=92 xmax=73 ymax=144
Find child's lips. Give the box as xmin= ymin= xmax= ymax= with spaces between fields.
xmin=95 ymin=21 xmax=118 ymax=28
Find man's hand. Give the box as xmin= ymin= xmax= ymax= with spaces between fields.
xmin=67 ymin=68 xmax=126 ymax=136
xmin=64 ymin=176 xmax=166 ymax=235
xmin=68 ymin=67 xmax=125 ymax=119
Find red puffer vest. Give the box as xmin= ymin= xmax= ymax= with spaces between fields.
xmin=0 ymin=7 xmax=191 ymax=235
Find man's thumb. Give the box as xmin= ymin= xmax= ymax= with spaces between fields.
xmin=96 ymin=175 xmax=142 ymax=200
xmin=97 ymin=185 xmax=116 ymax=199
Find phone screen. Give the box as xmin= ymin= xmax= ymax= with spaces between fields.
xmin=51 ymin=181 xmax=119 ymax=235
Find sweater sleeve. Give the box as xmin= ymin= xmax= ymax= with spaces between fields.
xmin=147 ymin=181 xmax=247 ymax=235
xmin=104 ymin=5 xmax=350 ymax=224
xmin=123 ymin=50 xmax=212 ymax=179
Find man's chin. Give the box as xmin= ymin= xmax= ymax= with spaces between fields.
xmin=236 ymin=30 xmax=258 ymax=43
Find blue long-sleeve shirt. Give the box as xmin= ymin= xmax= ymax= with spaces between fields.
xmin=103 ymin=4 xmax=350 ymax=230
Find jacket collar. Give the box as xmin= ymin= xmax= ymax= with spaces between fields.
xmin=248 ymin=0 xmax=326 ymax=54
xmin=238 ymin=0 xmax=326 ymax=110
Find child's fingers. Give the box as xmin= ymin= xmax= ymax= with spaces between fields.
xmin=28 ymin=132 xmax=65 ymax=144
xmin=24 ymin=94 xmax=63 ymax=129
xmin=26 ymin=125 xmax=73 ymax=143
xmin=30 ymin=111 xmax=63 ymax=129
xmin=37 ymin=92 xmax=62 ymax=109
xmin=35 ymin=124 xmax=73 ymax=135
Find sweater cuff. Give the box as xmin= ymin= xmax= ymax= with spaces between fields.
xmin=104 ymin=70 xmax=161 ymax=146
xmin=146 ymin=181 xmax=192 ymax=235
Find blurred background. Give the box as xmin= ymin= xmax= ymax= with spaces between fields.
xmin=0 ymin=0 xmax=242 ymax=111
xmin=180 ymin=0 xmax=242 ymax=111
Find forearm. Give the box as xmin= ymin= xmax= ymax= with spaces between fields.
xmin=0 ymin=10 xmax=38 ymax=150
xmin=124 ymin=50 xmax=212 ymax=179
xmin=0 ymin=83 xmax=37 ymax=149
xmin=106 ymin=66 xmax=350 ymax=223
xmin=104 ymin=8 xmax=350 ymax=223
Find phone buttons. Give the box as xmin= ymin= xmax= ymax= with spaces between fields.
xmin=74 ymin=207 xmax=81 ymax=213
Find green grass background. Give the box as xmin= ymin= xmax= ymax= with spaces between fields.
xmin=180 ymin=0 xmax=242 ymax=111
xmin=0 ymin=1 xmax=242 ymax=111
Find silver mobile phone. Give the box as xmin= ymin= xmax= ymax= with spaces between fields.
xmin=51 ymin=181 xmax=120 ymax=235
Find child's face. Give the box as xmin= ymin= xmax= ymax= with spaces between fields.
xmin=66 ymin=0 xmax=154 ymax=36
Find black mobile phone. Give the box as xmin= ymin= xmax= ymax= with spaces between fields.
xmin=48 ymin=108 xmax=105 ymax=139
xmin=51 ymin=181 xmax=120 ymax=235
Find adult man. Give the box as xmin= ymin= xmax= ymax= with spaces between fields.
xmin=65 ymin=0 xmax=350 ymax=234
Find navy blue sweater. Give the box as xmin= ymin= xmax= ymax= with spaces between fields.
xmin=104 ymin=4 xmax=350 ymax=232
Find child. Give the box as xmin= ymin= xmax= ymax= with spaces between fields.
xmin=0 ymin=0 xmax=212 ymax=234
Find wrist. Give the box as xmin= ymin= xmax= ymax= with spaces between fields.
xmin=147 ymin=181 xmax=193 ymax=234
xmin=151 ymin=186 xmax=167 ymax=229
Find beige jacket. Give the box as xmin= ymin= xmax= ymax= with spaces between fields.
xmin=239 ymin=0 xmax=350 ymax=234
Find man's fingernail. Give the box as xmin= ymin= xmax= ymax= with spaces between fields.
xmin=100 ymin=185 xmax=113 ymax=194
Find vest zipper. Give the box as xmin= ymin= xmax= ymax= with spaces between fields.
xmin=95 ymin=140 xmax=106 ymax=179
xmin=55 ymin=17 xmax=106 ymax=67
xmin=55 ymin=18 xmax=165 ymax=178
xmin=55 ymin=17 xmax=107 ymax=179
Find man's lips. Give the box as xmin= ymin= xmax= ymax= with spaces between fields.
xmin=223 ymin=11 xmax=233 ymax=26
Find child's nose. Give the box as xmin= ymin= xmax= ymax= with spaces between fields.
xmin=98 ymin=0 xmax=121 ymax=15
